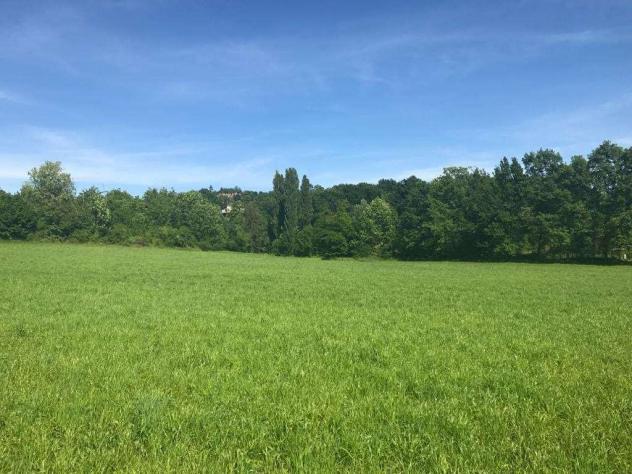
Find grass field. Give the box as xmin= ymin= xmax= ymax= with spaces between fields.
xmin=0 ymin=242 xmax=630 ymax=472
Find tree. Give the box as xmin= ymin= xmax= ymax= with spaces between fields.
xmin=613 ymin=209 xmax=632 ymax=257
xmin=427 ymin=168 xmax=470 ymax=258
xmin=299 ymin=174 xmax=313 ymax=229
xmin=105 ymin=190 xmax=147 ymax=244
xmin=271 ymin=168 xmax=301 ymax=254
xmin=223 ymin=203 xmax=249 ymax=252
xmin=144 ymin=188 xmax=177 ymax=227
xmin=556 ymin=156 xmax=592 ymax=258
xmin=243 ymin=202 xmax=269 ymax=252
xmin=353 ymin=197 xmax=397 ymax=257
xmin=173 ymin=191 xmax=226 ymax=249
xmin=0 ymin=190 xmax=36 ymax=239
xmin=492 ymin=157 xmax=527 ymax=257
xmin=272 ymin=171 xmax=285 ymax=242
xmin=76 ymin=187 xmax=111 ymax=239
xmin=612 ymin=147 xmax=632 ymax=256
xmin=312 ymin=207 xmax=353 ymax=258
xmin=21 ymin=161 xmax=77 ymax=238
xmin=313 ymin=227 xmax=347 ymax=259
xmin=587 ymin=141 xmax=628 ymax=257
xmin=391 ymin=177 xmax=431 ymax=260
xmin=520 ymin=150 xmax=571 ymax=257
xmin=283 ymin=168 xmax=300 ymax=252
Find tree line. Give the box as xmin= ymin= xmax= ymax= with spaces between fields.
xmin=1 ymin=140 xmax=631 ymax=260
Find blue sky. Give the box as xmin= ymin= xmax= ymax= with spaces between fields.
xmin=1 ymin=0 xmax=632 ymax=193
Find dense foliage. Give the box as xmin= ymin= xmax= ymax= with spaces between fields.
xmin=1 ymin=140 xmax=631 ymax=260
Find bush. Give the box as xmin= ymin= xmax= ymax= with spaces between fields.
xmin=314 ymin=229 xmax=348 ymax=259
xmin=69 ymin=228 xmax=97 ymax=243
xmin=107 ymin=223 xmax=133 ymax=245
xmin=293 ymin=227 xmax=314 ymax=256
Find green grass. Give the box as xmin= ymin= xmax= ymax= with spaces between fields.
xmin=0 ymin=242 xmax=631 ymax=472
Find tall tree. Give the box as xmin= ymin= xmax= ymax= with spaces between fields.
xmin=557 ymin=156 xmax=593 ymax=257
xmin=283 ymin=168 xmax=300 ymax=252
xmin=243 ymin=202 xmax=269 ymax=252
xmin=0 ymin=190 xmax=36 ymax=239
xmin=299 ymin=174 xmax=313 ymax=229
xmin=353 ymin=197 xmax=397 ymax=257
xmin=493 ymin=157 xmax=527 ymax=257
xmin=587 ymin=141 xmax=626 ymax=257
xmin=391 ymin=177 xmax=431 ymax=260
xmin=76 ymin=187 xmax=111 ymax=238
xmin=520 ymin=150 xmax=570 ymax=257
xmin=313 ymin=207 xmax=353 ymax=259
xmin=21 ymin=161 xmax=77 ymax=238
xmin=143 ymin=188 xmax=179 ymax=228
xmin=106 ymin=190 xmax=147 ymax=243
xmin=173 ymin=191 xmax=226 ymax=249
xmin=272 ymin=171 xmax=285 ymax=242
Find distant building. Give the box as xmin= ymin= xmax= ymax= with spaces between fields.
xmin=612 ymin=246 xmax=631 ymax=261
xmin=217 ymin=188 xmax=241 ymax=215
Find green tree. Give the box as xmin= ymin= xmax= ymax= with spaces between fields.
xmin=521 ymin=150 xmax=570 ymax=257
xmin=299 ymin=174 xmax=313 ymax=229
xmin=391 ymin=177 xmax=431 ymax=260
xmin=353 ymin=197 xmax=397 ymax=257
xmin=173 ymin=191 xmax=226 ymax=249
xmin=283 ymin=168 xmax=300 ymax=252
xmin=76 ymin=187 xmax=111 ymax=239
xmin=272 ymin=171 xmax=285 ymax=242
xmin=313 ymin=206 xmax=353 ymax=258
xmin=426 ymin=167 xmax=497 ymax=259
xmin=492 ymin=157 xmax=527 ymax=257
xmin=21 ymin=161 xmax=77 ymax=238
xmin=144 ymin=188 xmax=177 ymax=227
xmin=243 ymin=202 xmax=269 ymax=252
xmin=223 ymin=203 xmax=250 ymax=252
xmin=271 ymin=168 xmax=301 ymax=254
xmin=0 ymin=190 xmax=36 ymax=239
xmin=106 ymin=190 xmax=147 ymax=244
xmin=587 ymin=141 xmax=628 ymax=257
xmin=557 ymin=156 xmax=593 ymax=258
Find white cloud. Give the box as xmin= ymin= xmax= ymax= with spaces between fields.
xmin=0 ymin=89 xmax=27 ymax=104
xmin=0 ymin=126 xmax=280 ymax=192
xmin=497 ymin=92 xmax=632 ymax=155
xmin=4 ymin=1 xmax=630 ymax=104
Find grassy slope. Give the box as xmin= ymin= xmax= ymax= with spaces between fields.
xmin=0 ymin=242 xmax=630 ymax=472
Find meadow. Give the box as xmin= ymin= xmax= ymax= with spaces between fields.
xmin=0 ymin=242 xmax=630 ymax=472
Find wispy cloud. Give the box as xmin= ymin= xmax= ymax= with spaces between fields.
xmin=3 ymin=1 xmax=631 ymax=104
xmin=540 ymin=28 xmax=632 ymax=45
xmin=0 ymin=126 xmax=280 ymax=191
xmin=497 ymin=92 xmax=632 ymax=155
xmin=0 ymin=89 xmax=27 ymax=104
xmin=435 ymin=91 xmax=632 ymax=164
